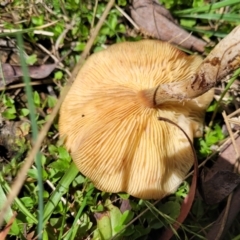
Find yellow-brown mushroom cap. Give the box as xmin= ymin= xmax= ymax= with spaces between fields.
xmin=59 ymin=40 xmax=213 ymax=199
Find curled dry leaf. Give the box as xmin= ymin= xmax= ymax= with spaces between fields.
xmin=206 ymin=184 xmax=240 ymax=240
xmin=199 ymin=136 xmax=240 ymax=205
xmin=130 ymin=0 xmax=206 ymax=52
xmin=151 ymin=25 xmax=240 ymax=103
xmin=0 ymin=63 xmax=56 ymax=87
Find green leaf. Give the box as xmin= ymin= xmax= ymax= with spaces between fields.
xmin=207 ymin=101 xmax=217 ymax=112
xmin=26 ymin=54 xmax=37 ymax=65
xmin=158 ymin=201 xmax=181 ymax=223
xmin=31 ymin=15 xmax=44 ymax=26
xmin=74 ymin=42 xmax=86 ymax=51
xmin=97 ymin=215 xmax=112 ymax=239
xmin=108 ymin=14 xmax=118 ymax=30
xmin=48 ymin=159 xmax=70 ymax=171
xmin=2 ymin=181 xmax=37 ymax=224
xmin=131 ymin=225 xmax=151 ymax=239
xmin=47 ymin=96 xmax=57 ymax=108
xmin=192 ymin=0 xmax=204 ymax=8
xmin=33 ymin=91 xmax=41 ymax=107
xmin=0 ymin=185 xmax=20 ymax=235
xmin=72 ymin=174 xmax=85 ymax=187
xmin=54 ymin=71 xmax=63 ymax=80
xmin=180 ymin=18 xmax=196 ymax=27
xmin=2 ymin=95 xmax=14 ymax=107
xmin=106 ymin=199 xmax=122 ymax=235
xmin=2 ymin=108 xmax=17 ymax=120
xmin=100 ymin=26 xmax=111 ymax=35
xmin=20 ymin=108 xmax=30 ymax=117
xmin=117 ymin=0 xmax=127 ymax=6
xmin=118 ymin=210 xmax=134 ymax=226
xmin=43 ymin=230 xmax=49 ymax=240
xmin=21 ymin=197 xmax=34 ymax=208
xmin=192 ymin=199 xmax=204 ymax=219
xmin=117 ymin=193 xmax=129 ymax=199
xmin=28 ymin=168 xmax=48 ymax=180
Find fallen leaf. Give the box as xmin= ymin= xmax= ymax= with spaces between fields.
xmin=120 ymin=199 xmax=131 ymax=213
xmin=130 ymin=0 xmax=206 ymax=52
xmin=199 ymin=136 xmax=240 ymax=205
xmin=26 ymin=231 xmax=35 ymax=240
xmin=199 ymin=170 xmax=240 ymax=205
xmin=0 ymin=214 xmax=16 ymax=240
xmin=206 ymin=184 xmax=240 ymax=240
xmin=0 ymin=63 xmax=56 ymax=87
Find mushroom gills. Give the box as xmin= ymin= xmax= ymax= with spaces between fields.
xmin=59 ymin=39 xmax=213 ymax=199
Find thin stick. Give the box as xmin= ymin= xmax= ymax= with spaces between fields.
xmin=115 ymin=5 xmax=139 ymax=30
xmin=0 ymin=0 xmax=116 ymax=228
xmin=0 ymin=79 xmax=53 ymax=91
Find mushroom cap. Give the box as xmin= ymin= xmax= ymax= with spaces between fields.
xmin=59 ymin=40 xmax=213 ymax=199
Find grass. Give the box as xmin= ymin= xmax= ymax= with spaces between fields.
xmin=0 ymin=0 xmax=240 ymax=239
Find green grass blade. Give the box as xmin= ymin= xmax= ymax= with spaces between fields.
xmin=210 ymin=67 xmax=240 ymax=126
xmin=174 ymin=0 xmax=240 ymax=14
xmin=180 ymin=13 xmax=240 ymax=22
xmin=43 ymin=162 xmax=79 ymax=224
xmin=65 ymin=186 xmax=94 ymax=240
xmin=16 ymin=33 xmax=44 ymax=239
xmin=0 ymin=185 xmax=20 ymax=235
xmin=181 ymin=27 xmax=227 ymax=38
xmin=57 ymin=199 xmax=68 ymax=240
xmin=1 ymin=180 xmax=38 ymax=224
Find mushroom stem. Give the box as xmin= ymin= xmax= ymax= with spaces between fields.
xmin=138 ymin=84 xmax=188 ymax=107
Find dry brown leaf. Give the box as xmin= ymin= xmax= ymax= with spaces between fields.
xmin=130 ymin=0 xmax=206 ymax=52
xmin=0 ymin=214 xmax=16 ymax=240
xmin=206 ymin=184 xmax=240 ymax=239
xmin=0 ymin=63 xmax=56 ymax=87
xmin=199 ymin=136 xmax=240 ymax=205
xmin=120 ymin=199 xmax=131 ymax=213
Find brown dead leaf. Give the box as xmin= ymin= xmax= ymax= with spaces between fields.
xmin=206 ymin=183 xmax=240 ymax=239
xmin=199 ymin=136 xmax=240 ymax=205
xmin=130 ymin=0 xmax=206 ymax=52
xmin=199 ymin=171 xmax=240 ymax=205
xmin=0 ymin=63 xmax=56 ymax=87
xmin=26 ymin=231 xmax=35 ymax=240
xmin=120 ymin=199 xmax=131 ymax=213
xmin=0 ymin=214 xmax=16 ymax=240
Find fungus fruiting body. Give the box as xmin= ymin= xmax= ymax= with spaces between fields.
xmin=59 ymin=40 xmax=213 ymax=199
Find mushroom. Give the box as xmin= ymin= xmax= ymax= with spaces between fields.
xmin=59 ymin=40 xmax=213 ymax=199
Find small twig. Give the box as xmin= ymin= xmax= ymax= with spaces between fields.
xmin=32 ymin=30 xmax=54 ymax=36
xmin=0 ymin=21 xmax=59 ymax=33
xmin=115 ymin=5 xmax=139 ymax=30
xmin=0 ymin=79 xmax=53 ymax=91
xmin=36 ymin=43 xmax=72 ymax=77
xmin=228 ymin=108 xmax=240 ymax=118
